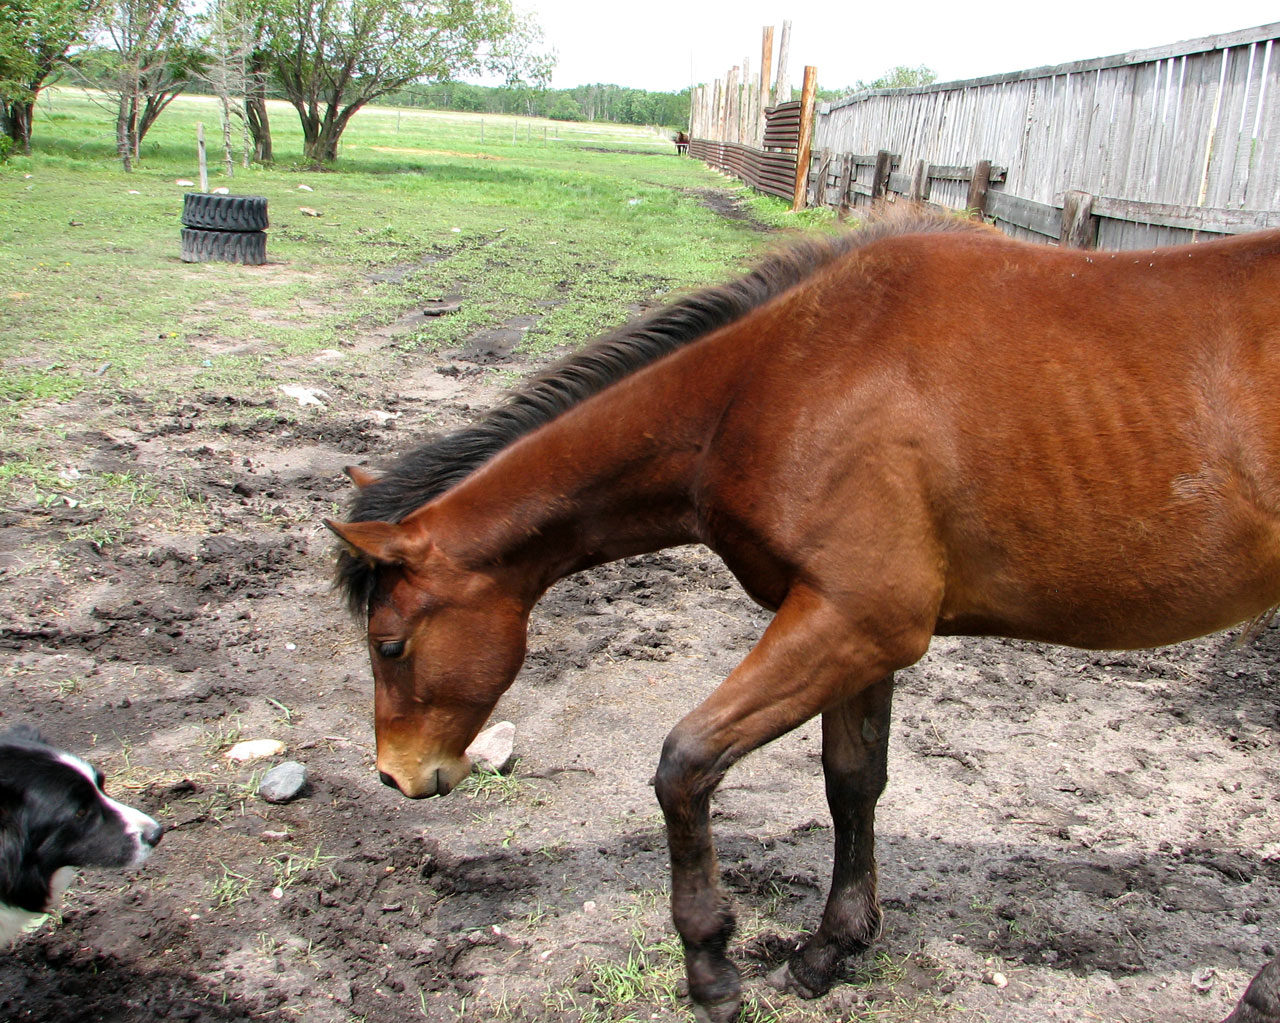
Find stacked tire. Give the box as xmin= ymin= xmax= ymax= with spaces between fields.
xmin=180 ymin=193 xmax=269 ymax=265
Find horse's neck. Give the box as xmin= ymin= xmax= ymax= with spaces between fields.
xmin=430 ymin=351 xmax=731 ymax=595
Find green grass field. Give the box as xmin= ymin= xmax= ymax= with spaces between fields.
xmin=0 ymin=88 xmax=833 ymax=515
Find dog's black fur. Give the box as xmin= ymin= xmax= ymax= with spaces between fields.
xmin=0 ymin=725 xmax=162 ymax=943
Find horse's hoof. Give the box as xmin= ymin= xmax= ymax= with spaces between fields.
xmin=765 ymin=962 xmax=826 ymax=1000
xmin=690 ymin=995 xmax=742 ymax=1023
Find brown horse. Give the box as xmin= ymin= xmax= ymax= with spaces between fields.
xmin=328 ymin=211 xmax=1280 ymax=1023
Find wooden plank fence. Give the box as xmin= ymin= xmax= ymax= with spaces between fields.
xmin=691 ymin=21 xmax=1280 ymax=248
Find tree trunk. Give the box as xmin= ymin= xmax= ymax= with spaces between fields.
xmin=303 ymin=127 xmax=340 ymax=163
xmin=2 ymin=101 xmax=34 ymax=154
xmin=220 ymin=95 xmax=234 ymax=176
xmin=116 ymin=87 xmax=135 ymax=171
xmin=244 ymin=55 xmax=272 ymax=163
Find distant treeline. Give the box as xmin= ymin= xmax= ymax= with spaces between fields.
xmin=383 ymin=81 xmax=692 ymax=128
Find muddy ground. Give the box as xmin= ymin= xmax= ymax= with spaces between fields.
xmin=3 ymin=200 xmax=1280 ymax=1023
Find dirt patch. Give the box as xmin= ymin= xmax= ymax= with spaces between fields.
xmin=682 ymin=186 xmax=778 ymax=232
xmin=3 ymin=200 xmax=1278 ymax=1023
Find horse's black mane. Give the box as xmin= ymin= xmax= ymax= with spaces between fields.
xmin=335 ymin=211 xmax=986 ymax=615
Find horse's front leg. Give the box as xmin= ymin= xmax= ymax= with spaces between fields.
xmin=653 ymin=587 xmax=927 ymax=1023
xmin=654 ymin=728 xmax=741 ymax=1023
xmin=769 ymin=674 xmax=894 ymax=997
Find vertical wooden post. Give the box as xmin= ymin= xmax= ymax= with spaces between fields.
xmin=814 ymin=147 xmax=832 ymax=206
xmin=791 ymin=65 xmax=817 ymax=211
xmin=197 ymin=122 xmax=208 ymax=192
xmin=732 ymin=65 xmax=742 ymax=144
xmin=966 ymin=159 xmax=992 ymax=218
xmin=1060 ymin=190 xmax=1099 ymax=248
xmin=908 ymin=159 xmax=928 ymax=202
xmin=837 ymin=154 xmax=855 ymax=220
xmin=759 ymin=25 xmax=774 ymax=141
xmin=774 ymin=20 xmax=791 ymax=102
xmin=871 ymin=149 xmax=894 ymax=202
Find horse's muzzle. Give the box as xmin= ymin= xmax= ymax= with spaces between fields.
xmin=376 ymin=755 xmax=470 ymax=798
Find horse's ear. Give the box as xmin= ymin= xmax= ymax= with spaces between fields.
xmin=325 ymin=519 xmax=424 ymax=566
xmin=344 ymin=465 xmax=379 ymax=489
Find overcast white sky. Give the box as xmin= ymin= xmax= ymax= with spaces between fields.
xmin=509 ymin=1 xmax=1279 ymax=93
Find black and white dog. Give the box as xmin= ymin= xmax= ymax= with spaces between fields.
xmin=0 ymin=725 xmax=163 ymax=943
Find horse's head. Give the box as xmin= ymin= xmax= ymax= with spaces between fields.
xmin=326 ymin=514 xmax=529 ymax=798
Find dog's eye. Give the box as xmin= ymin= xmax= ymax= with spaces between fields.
xmin=377 ymin=640 xmax=406 ymax=659
xmin=74 ymin=806 xmax=90 ymax=820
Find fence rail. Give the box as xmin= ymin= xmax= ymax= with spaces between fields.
xmin=692 ymin=21 xmax=1280 ymax=248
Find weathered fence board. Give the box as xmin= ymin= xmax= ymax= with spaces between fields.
xmin=796 ymin=22 xmax=1279 ymax=246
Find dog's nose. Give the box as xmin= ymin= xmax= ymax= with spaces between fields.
xmin=142 ymin=822 xmax=164 ymax=847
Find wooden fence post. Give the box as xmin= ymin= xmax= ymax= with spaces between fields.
xmin=966 ymin=159 xmax=992 ymax=218
xmin=1060 ymin=190 xmax=1099 ymax=248
xmin=871 ymin=150 xmax=894 ymax=203
xmin=908 ymin=160 xmax=928 ymax=202
xmin=791 ymin=65 xmax=817 ymax=211
xmin=758 ymin=25 xmax=774 ymax=142
xmin=197 ymin=123 xmax=208 ymax=192
xmin=813 ymin=148 xmax=832 ymax=207
xmin=774 ymin=21 xmax=791 ymax=104
xmin=837 ymin=154 xmax=855 ymax=219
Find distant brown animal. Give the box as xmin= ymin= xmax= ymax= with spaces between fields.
xmin=675 ymin=129 xmax=689 ymax=154
xmin=330 ymin=211 xmax=1280 ymax=1023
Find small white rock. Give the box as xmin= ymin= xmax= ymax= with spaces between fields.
xmin=270 ymin=886 xmax=284 ymax=899
xmin=582 ymin=900 xmax=597 ymax=914
xmin=299 ymin=206 xmax=321 ymax=217
xmin=279 ymin=384 xmax=329 ymax=407
xmin=224 ymin=739 xmax=285 ymax=762
xmin=984 ymin=971 xmax=1009 ymax=989
xmin=212 ymin=187 xmax=230 ymax=194
xmin=297 ymin=183 xmax=313 ymax=191
xmin=466 ymin=721 xmax=515 ymax=773
xmin=176 ymin=179 xmax=195 ymax=186
xmin=128 ymin=190 xmax=141 ymax=195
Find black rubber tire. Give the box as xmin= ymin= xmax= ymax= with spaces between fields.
xmin=181 ymin=193 xmax=269 ymax=231
xmin=180 ymin=228 xmax=267 ymax=265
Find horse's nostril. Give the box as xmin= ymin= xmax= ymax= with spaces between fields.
xmin=144 ymin=823 xmax=164 ymax=847
xmin=378 ymin=770 xmax=399 ymax=790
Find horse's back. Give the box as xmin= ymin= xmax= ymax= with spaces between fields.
xmin=699 ymin=226 xmax=1280 ymax=649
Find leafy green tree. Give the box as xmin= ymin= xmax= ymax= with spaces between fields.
xmin=0 ymin=0 xmax=97 ymax=153
xmin=262 ymin=0 xmax=551 ymax=163
xmin=546 ymin=93 xmax=579 ymax=121
xmin=90 ymin=0 xmax=200 ymax=169
xmin=856 ymin=64 xmax=937 ymax=90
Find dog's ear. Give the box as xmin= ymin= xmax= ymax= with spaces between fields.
xmin=0 ymin=724 xmax=45 ymax=745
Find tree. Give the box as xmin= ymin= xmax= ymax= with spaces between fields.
xmin=198 ymin=0 xmax=267 ymax=172
xmin=263 ymin=0 xmax=549 ymax=164
xmin=855 ymin=64 xmax=937 ymax=91
xmin=0 ymin=0 xmax=96 ymax=153
xmin=91 ymin=0 xmax=200 ymax=169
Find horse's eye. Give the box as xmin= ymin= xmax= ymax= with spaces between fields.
xmin=378 ymin=640 xmax=406 ymax=659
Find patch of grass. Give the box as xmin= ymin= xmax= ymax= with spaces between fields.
xmin=1 ymin=90 xmax=798 ymax=489
xmin=458 ymin=767 xmax=540 ymax=804
xmin=199 ymin=716 xmax=244 ymax=757
xmin=269 ymin=844 xmax=337 ymax=890
xmin=575 ymin=927 xmax=684 ymax=1022
xmin=210 ymin=863 xmax=256 ymax=908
